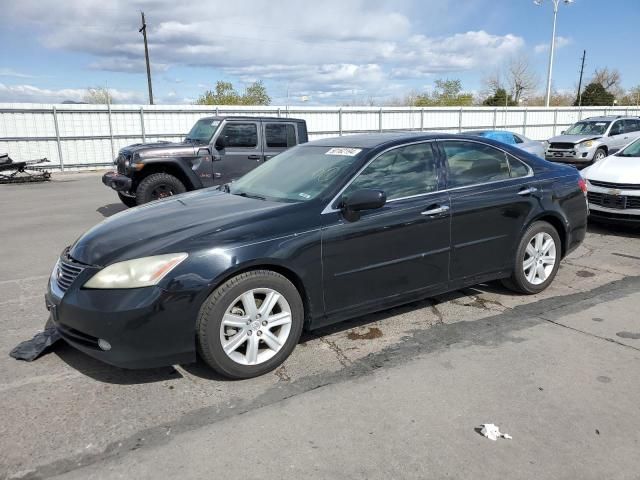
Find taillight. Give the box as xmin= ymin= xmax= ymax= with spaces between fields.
xmin=578 ymin=178 xmax=587 ymax=195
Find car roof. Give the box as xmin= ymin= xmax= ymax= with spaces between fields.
xmin=581 ymin=116 xmax=639 ymax=121
xmin=306 ymin=132 xmax=444 ymax=148
xmin=199 ymin=116 xmax=305 ymax=123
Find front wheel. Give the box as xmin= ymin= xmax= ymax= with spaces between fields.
xmin=197 ymin=270 xmax=304 ymax=379
xmin=135 ymin=173 xmax=186 ymax=205
xmin=503 ymin=221 xmax=561 ymax=294
xmin=117 ymin=192 xmax=137 ymax=208
xmin=593 ymin=148 xmax=607 ymax=162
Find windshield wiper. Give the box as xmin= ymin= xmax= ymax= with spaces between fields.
xmin=234 ymin=191 xmax=266 ymax=201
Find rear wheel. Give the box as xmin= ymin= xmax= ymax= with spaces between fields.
xmin=117 ymin=192 xmax=137 ymax=208
xmin=197 ymin=270 xmax=304 ymax=379
xmin=135 ymin=173 xmax=186 ymax=205
xmin=502 ymin=221 xmax=561 ymax=294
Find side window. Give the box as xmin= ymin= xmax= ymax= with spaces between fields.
xmin=623 ymin=119 xmax=640 ymax=133
xmin=508 ymin=156 xmax=530 ymax=178
xmin=265 ymin=123 xmax=296 ymax=148
xmin=609 ymin=121 xmax=623 ymax=136
xmin=221 ymin=123 xmax=258 ymax=148
xmin=344 ymin=143 xmax=438 ymax=201
xmin=442 ymin=141 xmax=510 ymax=188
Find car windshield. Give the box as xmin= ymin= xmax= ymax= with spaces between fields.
xmin=229 ymin=145 xmax=366 ymax=203
xmin=185 ymin=119 xmax=221 ymax=143
xmin=564 ymin=121 xmax=610 ymax=135
xmin=617 ymin=138 xmax=640 ymax=157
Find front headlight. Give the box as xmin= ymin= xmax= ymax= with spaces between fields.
xmin=580 ymin=140 xmax=594 ymax=148
xmin=84 ymin=253 xmax=188 ymax=289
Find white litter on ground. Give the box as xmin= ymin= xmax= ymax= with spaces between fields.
xmin=480 ymin=424 xmax=512 ymax=441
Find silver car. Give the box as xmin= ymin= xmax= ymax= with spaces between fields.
xmin=545 ymin=116 xmax=640 ymax=165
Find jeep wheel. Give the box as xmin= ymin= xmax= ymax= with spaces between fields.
xmin=136 ymin=173 xmax=186 ymax=205
xmin=593 ymin=148 xmax=607 ymax=162
xmin=117 ymin=192 xmax=137 ymax=208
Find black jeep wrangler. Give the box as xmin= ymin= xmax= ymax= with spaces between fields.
xmin=102 ymin=116 xmax=308 ymax=206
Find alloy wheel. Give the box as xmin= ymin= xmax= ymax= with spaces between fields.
xmin=151 ymin=185 xmax=174 ymax=199
xmin=219 ymin=288 xmax=292 ymax=365
xmin=523 ymin=232 xmax=557 ymax=285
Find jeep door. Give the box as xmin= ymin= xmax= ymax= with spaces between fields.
xmin=262 ymin=122 xmax=298 ymax=161
xmin=213 ymin=121 xmax=263 ymax=184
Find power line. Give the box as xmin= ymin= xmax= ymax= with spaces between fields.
xmin=576 ymin=49 xmax=586 ymax=106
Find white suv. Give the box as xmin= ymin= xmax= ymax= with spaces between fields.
xmin=545 ymin=116 xmax=640 ymax=165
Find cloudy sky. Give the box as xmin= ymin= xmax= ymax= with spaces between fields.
xmin=0 ymin=0 xmax=638 ymax=104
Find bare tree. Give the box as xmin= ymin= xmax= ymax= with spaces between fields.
xmin=506 ymin=57 xmax=538 ymax=104
xmin=480 ymin=69 xmax=504 ymax=99
xmin=591 ymin=67 xmax=623 ymax=98
xmin=83 ymin=87 xmax=113 ymax=104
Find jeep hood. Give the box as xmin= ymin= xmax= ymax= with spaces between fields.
xmin=547 ymin=134 xmax=602 ymax=145
xmin=120 ymin=141 xmax=198 ymax=159
xmin=69 ymin=190 xmax=286 ymax=266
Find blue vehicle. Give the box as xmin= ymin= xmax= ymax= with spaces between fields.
xmin=465 ymin=130 xmax=545 ymax=158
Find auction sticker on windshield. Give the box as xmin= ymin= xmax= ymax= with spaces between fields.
xmin=326 ymin=147 xmax=362 ymax=156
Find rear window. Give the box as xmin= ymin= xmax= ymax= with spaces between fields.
xmin=265 ymin=123 xmax=296 ymax=148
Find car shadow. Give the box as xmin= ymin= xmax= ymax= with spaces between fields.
xmin=50 ymin=282 xmax=516 ymax=384
xmin=97 ymin=203 xmax=127 ymax=217
xmin=588 ymin=221 xmax=640 ymax=239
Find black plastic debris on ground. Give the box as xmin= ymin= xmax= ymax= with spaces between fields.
xmin=10 ymin=327 xmax=62 ymax=362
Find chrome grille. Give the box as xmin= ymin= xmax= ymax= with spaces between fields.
xmin=588 ymin=192 xmax=627 ymax=210
xmin=549 ymin=143 xmax=576 ymax=150
xmin=56 ymin=252 xmax=85 ymax=292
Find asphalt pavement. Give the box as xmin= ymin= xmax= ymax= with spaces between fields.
xmin=1 ymin=172 xmax=639 ymax=479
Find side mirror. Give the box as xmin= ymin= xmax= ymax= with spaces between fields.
xmin=560 ymin=130 xmax=566 ymax=134
xmin=214 ymin=136 xmax=226 ymax=150
xmin=341 ymin=189 xmax=386 ymax=221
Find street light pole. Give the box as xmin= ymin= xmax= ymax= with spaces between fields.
xmin=535 ymin=0 xmax=573 ymax=107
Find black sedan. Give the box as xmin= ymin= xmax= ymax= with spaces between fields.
xmin=46 ymin=133 xmax=588 ymax=379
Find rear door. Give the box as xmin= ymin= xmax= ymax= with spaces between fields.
xmin=607 ymin=120 xmax=627 ymax=153
xmin=215 ymin=121 xmax=263 ymax=183
xmin=622 ymin=119 xmax=640 ymax=146
xmin=262 ymin=122 xmax=298 ymax=161
xmin=439 ymin=139 xmax=539 ymax=282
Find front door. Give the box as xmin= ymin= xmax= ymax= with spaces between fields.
xmin=438 ymin=139 xmax=539 ymax=281
xmin=321 ymin=141 xmax=451 ymax=318
xmin=214 ymin=121 xmax=263 ymax=184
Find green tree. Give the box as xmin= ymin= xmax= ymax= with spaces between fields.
xmin=414 ymin=79 xmax=474 ymax=106
xmin=482 ymin=88 xmax=517 ymax=106
xmin=576 ymin=82 xmax=615 ymax=106
xmin=195 ymin=81 xmax=271 ymax=105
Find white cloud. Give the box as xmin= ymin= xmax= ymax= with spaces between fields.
xmin=0 ymin=83 xmax=144 ymax=103
xmin=0 ymin=69 xmax=36 ymax=79
xmin=534 ymin=36 xmax=572 ymax=54
xmin=3 ymin=0 xmax=527 ymax=103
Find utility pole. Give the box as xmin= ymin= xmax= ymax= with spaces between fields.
xmin=139 ymin=11 xmax=154 ymax=105
xmin=576 ymin=49 xmax=586 ymax=107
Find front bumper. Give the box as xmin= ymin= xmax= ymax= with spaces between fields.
xmin=587 ymin=184 xmax=640 ymax=224
xmin=45 ymin=275 xmax=197 ymax=369
xmin=102 ymin=171 xmax=133 ymax=193
xmin=545 ymin=149 xmax=593 ymax=164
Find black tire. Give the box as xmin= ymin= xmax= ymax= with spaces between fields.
xmin=135 ymin=173 xmax=186 ymax=205
xmin=593 ymin=148 xmax=607 ymax=162
xmin=197 ymin=270 xmax=304 ymax=379
xmin=117 ymin=192 xmax=137 ymax=208
xmin=502 ymin=221 xmax=561 ymax=295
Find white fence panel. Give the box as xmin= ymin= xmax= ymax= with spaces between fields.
xmin=1 ymin=103 xmax=640 ymax=170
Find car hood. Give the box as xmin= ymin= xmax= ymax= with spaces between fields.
xmin=547 ymin=134 xmax=601 ymax=145
xmin=120 ymin=141 xmax=199 ymax=158
xmin=69 ymin=190 xmax=286 ymax=266
xmin=583 ymin=155 xmax=640 ymax=184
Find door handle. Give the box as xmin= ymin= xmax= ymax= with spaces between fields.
xmin=421 ymin=205 xmax=450 ymax=216
xmin=518 ymin=187 xmax=538 ymax=196
xmin=248 ymin=155 xmax=261 ymax=160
